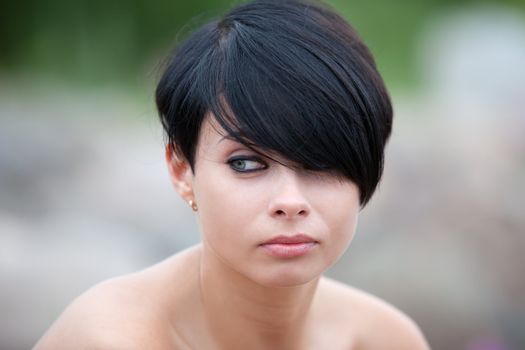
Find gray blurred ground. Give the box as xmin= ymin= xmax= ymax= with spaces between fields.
xmin=1 ymin=6 xmax=525 ymax=349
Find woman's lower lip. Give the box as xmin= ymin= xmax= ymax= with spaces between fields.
xmin=259 ymin=242 xmax=318 ymax=258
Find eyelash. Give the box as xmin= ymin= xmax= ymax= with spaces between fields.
xmin=227 ymin=155 xmax=268 ymax=173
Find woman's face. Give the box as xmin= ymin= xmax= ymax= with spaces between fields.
xmin=170 ymin=116 xmax=361 ymax=287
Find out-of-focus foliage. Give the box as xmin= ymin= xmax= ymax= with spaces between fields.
xmin=1 ymin=0 xmax=524 ymax=89
xmin=0 ymin=0 xmax=231 ymax=87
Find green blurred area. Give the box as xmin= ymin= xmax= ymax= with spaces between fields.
xmin=1 ymin=0 xmax=524 ymax=91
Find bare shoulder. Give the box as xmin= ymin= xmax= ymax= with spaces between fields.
xmin=34 ymin=274 xmax=166 ymax=349
xmin=318 ymin=276 xmax=430 ymax=350
xmin=34 ymin=245 xmax=201 ymax=350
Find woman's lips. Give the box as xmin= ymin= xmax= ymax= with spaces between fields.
xmin=259 ymin=234 xmax=318 ymax=258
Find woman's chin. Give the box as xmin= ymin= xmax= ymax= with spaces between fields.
xmin=248 ymin=267 xmax=322 ymax=288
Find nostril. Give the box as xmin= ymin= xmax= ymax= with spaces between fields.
xmin=274 ymin=209 xmax=308 ymax=217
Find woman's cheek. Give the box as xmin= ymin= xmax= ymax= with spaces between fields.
xmin=322 ymin=193 xmax=360 ymax=263
xmin=196 ymin=177 xmax=255 ymax=243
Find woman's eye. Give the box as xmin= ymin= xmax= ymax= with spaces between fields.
xmin=227 ymin=156 xmax=267 ymax=173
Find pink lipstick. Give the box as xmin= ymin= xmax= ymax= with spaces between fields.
xmin=259 ymin=234 xmax=318 ymax=258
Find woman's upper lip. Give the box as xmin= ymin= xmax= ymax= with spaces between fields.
xmin=261 ymin=234 xmax=317 ymax=245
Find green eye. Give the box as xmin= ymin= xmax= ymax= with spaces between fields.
xmin=228 ymin=156 xmax=267 ymax=172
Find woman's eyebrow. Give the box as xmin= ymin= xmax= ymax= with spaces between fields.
xmin=214 ymin=136 xmax=278 ymax=159
xmin=216 ymin=135 xmax=238 ymax=145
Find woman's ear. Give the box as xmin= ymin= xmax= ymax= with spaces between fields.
xmin=165 ymin=144 xmax=194 ymax=203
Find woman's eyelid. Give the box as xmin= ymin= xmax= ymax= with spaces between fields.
xmin=228 ymin=153 xmax=266 ymax=162
xmin=227 ymin=147 xmax=269 ymax=162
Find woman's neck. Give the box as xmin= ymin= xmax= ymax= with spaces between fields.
xmin=198 ymin=243 xmax=320 ymax=350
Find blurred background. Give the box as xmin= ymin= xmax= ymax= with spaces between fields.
xmin=1 ymin=0 xmax=524 ymax=349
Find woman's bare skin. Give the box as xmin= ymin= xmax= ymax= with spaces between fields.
xmin=35 ymin=245 xmax=429 ymax=349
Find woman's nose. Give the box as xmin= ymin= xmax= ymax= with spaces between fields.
xmin=267 ymin=171 xmax=311 ymax=220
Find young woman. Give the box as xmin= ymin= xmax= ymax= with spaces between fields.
xmin=36 ymin=0 xmax=430 ymax=348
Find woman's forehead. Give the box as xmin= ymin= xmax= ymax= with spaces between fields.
xmin=195 ymin=115 xmax=248 ymax=160
xmin=196 ymin=115 xmax=286 ymax=162
xmin=199 ymin=115 xmax=230 ymax=146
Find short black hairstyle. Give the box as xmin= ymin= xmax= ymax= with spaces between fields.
xmin=156 ymin=0 xmax=393 ymax=207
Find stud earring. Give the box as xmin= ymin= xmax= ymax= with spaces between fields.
xmin=188 ymin=199 xmax=198 ymax=212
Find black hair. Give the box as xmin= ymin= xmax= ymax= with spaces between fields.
xmin=156 ymin=0 xmax=393 ymax=207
